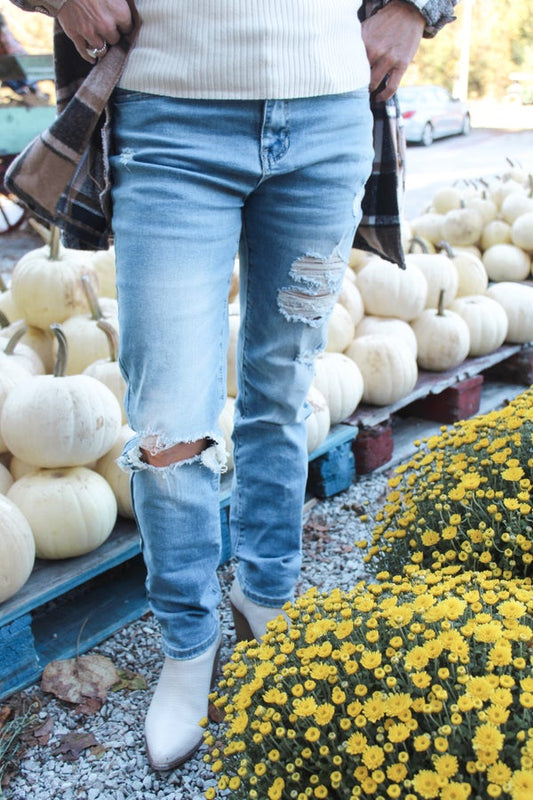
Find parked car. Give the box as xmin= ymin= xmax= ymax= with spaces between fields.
xmin=397 ymin=85 xmax=471 ymax=146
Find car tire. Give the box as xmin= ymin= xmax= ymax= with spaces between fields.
xmin=420 ymin=123 xmax=434 ymax=147
xmin=461 ymin=114 xmax=471 ymax=136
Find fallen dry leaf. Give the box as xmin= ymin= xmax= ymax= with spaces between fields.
xmin=52 ymin=731 xmax=99 ymax=761
xmin=110 ymin=668 xmax=148 ymax=693
xmin=41 ymin=654 xmax=119 ymax=713
xmin=21 ymin=716 xmax=54 ymax=747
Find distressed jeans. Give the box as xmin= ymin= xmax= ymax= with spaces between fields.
xmin=110 ymin=89 xmax=373 ymax=659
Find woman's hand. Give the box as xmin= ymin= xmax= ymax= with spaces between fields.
xmin=362 ymin=0 xmax=425 ymax=101
xmin=57 ymin=0 xmax=133 ymax=63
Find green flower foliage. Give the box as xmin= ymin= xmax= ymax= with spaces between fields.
xmin=365 ymin=387 xmax=533 ymax=579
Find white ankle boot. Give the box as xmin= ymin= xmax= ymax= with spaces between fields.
xmin=145 ymin=634 xmax=222 ymax=771
xmin=229 ymin=580 xmax=288 ymax=641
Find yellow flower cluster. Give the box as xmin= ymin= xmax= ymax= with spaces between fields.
xmin=204 ymin=571 xmax=533 ymax=799
xmin=365 ymin=387 xmax=533 ymax=579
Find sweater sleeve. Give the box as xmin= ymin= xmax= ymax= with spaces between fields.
xmin=359 ymin=0 xmax=458 ymax=38
xmin=7 ymin=0 xmax=67 ymax=16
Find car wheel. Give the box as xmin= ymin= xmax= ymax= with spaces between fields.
xmin=461 ymin=114 xmax=471 ymax=136
xmin=420 ymin=123 xmax=434 ymax=147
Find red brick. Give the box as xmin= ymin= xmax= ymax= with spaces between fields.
xmin=352 ymin=420 xmax=394 ymax=474
xmin=404 ymin=374 xmax=484 ymax=424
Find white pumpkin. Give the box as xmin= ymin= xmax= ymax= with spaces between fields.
xmin=480 ymin=219 xmax=512 ymax=251
xmin=9 ymin=456 xmax=38 ymax=482
xmin=57 ymin=276 xmax=119 ymax=375
xmin=7 ymin=466 xmax=117 ymax=560
xmin=354 ymin=315 xmax=418 ymax=358
xmin=409 ymin=212 xmax=444 ymax=247
xmin=226 ymin=309 xmax=240 ymax=398
xmin=440 ymin=206 xmax=484 ymax=247
xmin=487 ymin=177 xmax=525 ymax=209
xmin=0 ymin=320 xmax=55 ymax=373
xmin=345 ymin=334 xmax=418 ymax=406
xmin=0 ymin=325 xmax=45 ymax=376
xmin=0 ymin=493 xmax=35 ymax=603
xmin=438 ymin=244 xmax=488 ymax=298
xmin=83 ymin=320 xmax=127 ymax=423
xmin=0 ymin=285 xmax=23 ymax=324
xmin=337 ymin=277 xmax=365 ymax=326
xmin=356 ymin=258 xmax=428 ymax=322
xmin=405 ymin=251 xmax=458 ymax=309
xmin=411 ymin=290 xmax=470 ymax=371
xmin=0 ymin=462 xmax=13 ymax=494
xmin=482 ymin=243 xmax=531 ymax=283
xmin=218 ymin=397 xmax=235 ymax=471
xmin=95 ymin=425 xmax=134 ymax=518
xmin=348 ymin=248 xmax=374 ymax=274
xmin=0 ymin=358 xmax=32 ymax=454
xmin=431 ymin=186 xmax=462 ymax=215
xmin=306 ymin=385 xmax=330 ymax=453
xmin=449 ymin=295 xmax=508 ymax=357
xmin=325 ymin=303 xmax=355 ymax=353
xmin=486 ymin=282 xmax=533 ymax=344
xmin=1 ymin=325 xmax=122 ymax=468
xmin=10 ymin=227 xmax=100 ymax=329
xmin=500 ymin=191 xmax=533 ymax=225
xmin=91 ymin=245 xmax=117 ymax=299
xmin=464 ymin=195 xmax=498 ymax=225
xmin=511 ymin=212 xmax=533 ymax=254
xmin=312 ymin=352 xmax=364 ymax=425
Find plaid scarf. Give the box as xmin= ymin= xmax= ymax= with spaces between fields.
xmin=5 ymin=0 xmax=455 ymax=265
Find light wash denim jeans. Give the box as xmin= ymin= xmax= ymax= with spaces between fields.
xmin=110 ymin=89 xmax=373 ymax=659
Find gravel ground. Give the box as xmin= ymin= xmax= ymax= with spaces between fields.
xmin=2 ymin=470 xmax=390 ymax=800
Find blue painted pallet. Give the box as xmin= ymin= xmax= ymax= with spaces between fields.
xmin=0 ymin=423 xmax=358 ymax=699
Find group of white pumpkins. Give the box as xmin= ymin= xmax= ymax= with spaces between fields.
xmin=1 ymin=163 xmax=532 ymax=605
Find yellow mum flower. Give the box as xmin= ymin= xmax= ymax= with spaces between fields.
xmin=487 ymin=761 xmax=512 ymax=786
xmin=511 ymin=769 xmax=533 ymax=800
xmin=360 ymin=650 xmax=382 ymax=669
xmin=345 ymin=731 xmax=367 ymax=755
xmin=293 ymin=697 xmax=318 ymax=717
xmin=362 ymin=745 xmax=386 ymax=769
xmin=502 ymin=465 xmax=525 ymax=481
xmin=472 ymin=723 xmax=505 ymax=753
xmin=440 ymin=782 xmax=472 ymax=800
xmin=387 ymin=723 xmax=410 ymax=743
xmin=412 ymin=769 xmax=441 ymax=798
xmin=263 ymin=688 xmax=288 ymax=705
xmin=314 ymin=703 xmax=335 ymax=726
xmin=434 ymin=754 xmax=459 ymax=778
xmin=304 ymin=726 xmax=320 ymax=742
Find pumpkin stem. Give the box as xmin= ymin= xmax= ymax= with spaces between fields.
xmin=75 ymin=618 xmax=89 ymax=664
xmin=49 ymin=226 xmax=61 ymax=261
xmin=437 ymin=241 xmax=455 ymax=259
xmin=3 ymin=324 xmax=28 ymax=355
xmin=0 ymin=309 xmax=10 ymax=329
xmin=0 ymin=274 xmax=7 ymax=293
xmin=50 ymin=323 xmax=68 ymax=377
xmin=97 ymin=319 xmax=119 ymax=362
xmin=437 ymin=288 xmax=446 ymax=316
xmin=81 ymin=275 xmax=104 ymax=321
xmin=408 ymin=236 xmax=429 ymax=254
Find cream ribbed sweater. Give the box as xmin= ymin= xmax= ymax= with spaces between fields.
xmin=119 ymin=0 xmax=370 ymax=99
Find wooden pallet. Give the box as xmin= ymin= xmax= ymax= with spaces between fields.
xmin=1 ymin=342 xmax=531 ymax=700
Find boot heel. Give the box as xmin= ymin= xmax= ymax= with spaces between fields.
xmin=230 ymin=601 xmax=255 ymax=642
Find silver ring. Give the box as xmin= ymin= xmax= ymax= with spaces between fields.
xmin=86 ymin=42 xmax=108 ymax=59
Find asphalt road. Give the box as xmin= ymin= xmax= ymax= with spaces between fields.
xmin=403 ymin=101 xmax=533 ymax=220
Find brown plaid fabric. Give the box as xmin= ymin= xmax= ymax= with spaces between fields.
xmin=5 ymin=0 xmax=457 ymax=264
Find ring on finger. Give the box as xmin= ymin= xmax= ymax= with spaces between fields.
xmin=85 ymin=41 xmax=108 ymax=59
